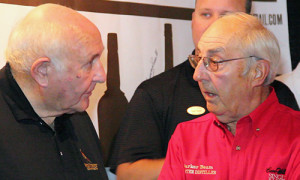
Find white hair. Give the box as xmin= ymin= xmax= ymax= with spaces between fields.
xmin=223 ymin=12 xmax=280 ymax=85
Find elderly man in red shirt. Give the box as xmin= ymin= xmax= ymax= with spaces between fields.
xmin=159 ymin=12 xmax=300 ymax=180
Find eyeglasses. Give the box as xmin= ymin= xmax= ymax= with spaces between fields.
xmin=188 ymin=55 xmax=261 ymax=72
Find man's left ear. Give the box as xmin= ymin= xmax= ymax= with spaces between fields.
xmin=252 ymin=60 xmax=270 ymax=87
xmin=31 ymin=57 xmax=51 ymax=87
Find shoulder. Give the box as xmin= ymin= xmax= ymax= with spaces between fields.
xmin=279 ymin=104 xmax=300 ymax=118
xmin=168 ymin=113 xmax=216 ymax=147
xmin=0 ymin=85 xmax=15 ymax=122
xmin=0 ymin=94 xmax=15 ymax=125
xmin=274 ymin=104 xmax=300 ymax=127
xmin=178 ymin=113 xmax=214 ymax=125
xmin=174 ymin=113 xmax=215 ymax=135
xmin=271 ymin=79 xmax=290 ymax=91
xmin=271 ymin=79 xmax=296 ymax=98
xmin=271 ymin=80 xmax=299 ymax=110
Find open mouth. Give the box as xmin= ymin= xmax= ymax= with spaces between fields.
xmin=208 ymin=92 xmax=216 ymax=97
xmin=203 ymin=91 xmax=217 ymax=98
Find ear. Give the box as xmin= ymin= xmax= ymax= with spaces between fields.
xmin=30 ymin=57 xmax=51 ymax=87
xmin=252 ymin=60 xmax=270 ymax=87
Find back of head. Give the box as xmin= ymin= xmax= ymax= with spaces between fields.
xmin=214 ymin=12 xmax=280 ymax=85
xmin=5 ymin=3 xmax=99 ymax=78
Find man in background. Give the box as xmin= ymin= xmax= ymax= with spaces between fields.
xmin=275 ymin=0 xmax=300 ymax=107
xmin=109 ymin=0 xmax=298 ymax=179
xmin=0 ymin=4 xmax=108 ymax=179
xmin=159 ymin=12 xmax=300 ymax=179
xmin=276 ymin=62 xmax=300 ymax=105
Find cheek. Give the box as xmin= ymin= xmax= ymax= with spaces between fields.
xmin=220 ymin=77 xmax=247 ymax=103
xmin=66 ymin=77 xmax=74 ymax=82
xmin=76 ymin=74 xmax=94 ymax=91
xmin=213 ymin=74 xmax=232 ymax=98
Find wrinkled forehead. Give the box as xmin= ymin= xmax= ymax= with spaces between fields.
xmin=197 ymin=20 xmax=234 ymax=54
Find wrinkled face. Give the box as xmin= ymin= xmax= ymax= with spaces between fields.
xmin=193 ymin=20 xmax=254 ymax=123
xmin=48 ymin=28 xmax=106 ymax=114
xmin=192 ymin=0 xmax=246 ymax=50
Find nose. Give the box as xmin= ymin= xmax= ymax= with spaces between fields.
xmin=93 ymin=60 xmax=106 ymax=83
xmin=193 ymin=59 xmax=208 ymax=82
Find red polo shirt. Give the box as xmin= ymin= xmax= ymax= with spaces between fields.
xmin=159 ymin=89 xmax=300 ymax=180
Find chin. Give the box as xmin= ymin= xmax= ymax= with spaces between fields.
xmin=206 ymin=103 xmax=215 ymax=112
xmin=207 ymin=107 xmax=223 ymax=117
xmin=78 ymin=102 xmax=89 ymax=112
xmin=71 ymin=99 xmax=90 ymax=113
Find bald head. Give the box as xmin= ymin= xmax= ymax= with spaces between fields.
xmin=23 ymin=4 xmax=96 ymax=32
xmin=6 ymin=3 xmax=102 ymax=75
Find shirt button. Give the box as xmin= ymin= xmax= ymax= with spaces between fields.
xmin=39 ymin=122 xmax=43 ymax=125
xmin=236 ymin=146 xmax=241 ymax=151
xmin=256 ymin=128 xmax=260 ymax=131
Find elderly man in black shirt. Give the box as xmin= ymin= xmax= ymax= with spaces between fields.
xmin=0 ymin=4 xmax=108 ymax=179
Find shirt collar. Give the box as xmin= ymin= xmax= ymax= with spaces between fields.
xmin=213 ymin=87 xmax=280 ymax=136
xmin=248 ymin=87 xmax=279 ymax=136
xmin=1 ymin=64 xmax=76 ymax=139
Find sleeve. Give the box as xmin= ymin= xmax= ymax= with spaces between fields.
xmin=271 ymin=80 xmax=299 ymax=111
xmin=158 ymin=125 xmax=185 ymax=180
xmin=286 ymin=141 xmax=300 ymax=180
xmin=108 ymin=85 xmax=164 ymax=173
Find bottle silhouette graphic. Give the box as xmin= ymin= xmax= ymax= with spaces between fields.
xmin=164 ymin=23 xmax=173 ymax=71
xmin=97 ymin=33 xmax=128 ymax=166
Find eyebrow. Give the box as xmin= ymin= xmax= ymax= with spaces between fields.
xmin=91 ymin=54 xmax=100 ymax=61
xmin=198 ymin=8 xmax=211 ymax=11
xmin=206 ymin=47 xmax=225 ymax=56
xmin=84 ymin=53 xmax=100 ymax=66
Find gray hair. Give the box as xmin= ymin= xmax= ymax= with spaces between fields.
xmin=6 ymin=21 xmax=64 ymax=74
xmin=224 ymin=12 xmax=280 ymax=85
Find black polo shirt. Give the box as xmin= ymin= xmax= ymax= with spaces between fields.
xmin=108 ymin=59 xmax=209 ymax=173
xmin=0 ymin=63 xmax=108 ymax=180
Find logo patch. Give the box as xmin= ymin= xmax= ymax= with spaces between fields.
xmin=80 ymin=149 xmax=98 ymax=171
xmin=266 ymin=167 xmax=286 ymax=180
xmin=184 ymin=164 xmax=216 ymax=175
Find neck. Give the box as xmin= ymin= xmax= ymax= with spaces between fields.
xmin=226 ymin=122 xmax=237 ymax=135
xmin=14 ymin=73 xmax=62 ymax=126
xmin=218 ymin=86 xmax=270 ymax=136
xmin=43 ymin=117 xmax=56 ymax=128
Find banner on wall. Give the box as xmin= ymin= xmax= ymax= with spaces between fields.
xmin=252 ymin=0 xmax=291 ymax=74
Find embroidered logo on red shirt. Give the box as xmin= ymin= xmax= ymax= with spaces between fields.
xmin=184 ymin=164 xmax=216 ymax=175
xmin=266 ymin=167 xmax=286 ymax=180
